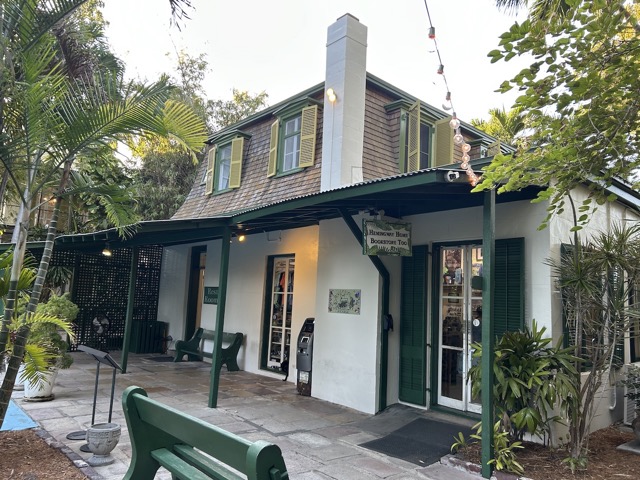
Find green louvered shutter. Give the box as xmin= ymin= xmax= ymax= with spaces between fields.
xmin=406 ymin=101 xmax=420 ymax=172
xmin=205 ymin=146 xmax=216 ymax=195
xmin=434 ymin=118 xmax=453 ymax=166
xmin=494 ymin=238 xmax=525 ymax=340
xmin=229 ymin=137 xmax=244 ymax=188
xmin=268 ymin=120 xmax=279 ymax=177
xmin=399 ymin=245 xmax=427 ymax=405
xmin=299 ymin=105 xmax=318 ymax=168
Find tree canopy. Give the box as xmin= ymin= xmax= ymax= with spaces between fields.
xmin=478 ymin=0 xmax=640 ymax=229
xmin=0 ymin=0 xmax=206 ymax=428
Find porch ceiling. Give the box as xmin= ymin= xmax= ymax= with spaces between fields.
xmin=53 ymin=168 xmax=540 ymax=253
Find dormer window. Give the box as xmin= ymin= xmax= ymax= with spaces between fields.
xmin=388 ymin=100 xmax=453 ymax=173
xmin=403 ymin=100 xmax=453 ymax=172
xmin=268 ymin=100 xmax=320 ymax=177
xmin=205 ymin=132 xmax=250 ymax=195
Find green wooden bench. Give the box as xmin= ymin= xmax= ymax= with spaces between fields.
xmin=122 ymin=386 xmax=289 ymax=480
xmin=173 ymin=328 xmax=243 ymax=372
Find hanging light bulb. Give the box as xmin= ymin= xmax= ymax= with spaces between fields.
xmin=437 ymin=64 xmax=444 ymax=75
xmin=449 ymin=114 xmax=460 ymax=130
xmin=461 ymin=161 xmax=469 ymax=169
xmin=428 ymin=26 xmax=436 ymax=39
xmin=442 ymin=103 xmax=452 ymax=111
xmin=461 ymin=143 xmax=471 ymax=153
xmin=453 ymin=132 xmax=464 ymax=145
xmin=462 ymin=153 xmax=470 ymax=163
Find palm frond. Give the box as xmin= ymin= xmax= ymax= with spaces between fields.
xmin=3 ymin=0 xmax=89 ymax=53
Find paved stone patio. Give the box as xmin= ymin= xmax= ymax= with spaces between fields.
xmin=13 ymin=352 xmax=480 ymax=479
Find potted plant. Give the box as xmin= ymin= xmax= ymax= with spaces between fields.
xmin=19 ymin=293 xmax=79 ymax=400
xmin=621 ymin=365 xmax=640 ymax=440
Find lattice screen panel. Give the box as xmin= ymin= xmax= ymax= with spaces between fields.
xmin=31 ymin=245 xmax=165 ymax=352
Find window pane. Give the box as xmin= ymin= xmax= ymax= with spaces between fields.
xmin=283 ymin=135 xmax=300 ymax=171
xmin=285 ymin=116 xmax=301 ymax=135
xmin=419 ymin=123 xmax=430 ymax=169
xmin=217 ymin=145 xmax=231 ymax=190
xmin=283 ymin=116 xmax=301 ymax=172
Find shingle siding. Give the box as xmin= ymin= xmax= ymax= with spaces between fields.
xmin=363 ymin=88 xmax=399 ymax=180
xmin=173 ymin=97 xmax=323 ymax=220
xmin=173 ymin=79 xmax=494 ymax=221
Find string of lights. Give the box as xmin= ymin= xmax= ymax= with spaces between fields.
xmin=423 ymin=0 xmax=479 ymax=186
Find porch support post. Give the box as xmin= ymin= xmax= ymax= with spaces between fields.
xmin=338 ymin=209 xmax=390 ymax=411
xmin=481 ymin=190 xmax=496 ymax=479
xmin=120 ymin=246 xmax=139 ymax=373
xmin=209 ymin=227 xmax=231 ymax=408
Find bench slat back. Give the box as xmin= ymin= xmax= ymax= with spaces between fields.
xmin=201 ymin=329 xmax=239 ymax=344
xmin=132 ymin=391 xmax=251 ymax=472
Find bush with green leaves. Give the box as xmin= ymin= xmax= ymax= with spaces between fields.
xmin=36 ymin=293 xmax=79 ymax=323
xmin=468 ymin=321 xmax=578 ymax=442
xmin=452 ymin=421 xmax=525 ymax=476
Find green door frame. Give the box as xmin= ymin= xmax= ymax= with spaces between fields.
xmin=185 ymin=245 xmax=207 ymax=341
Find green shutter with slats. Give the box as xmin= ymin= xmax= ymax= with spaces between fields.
xmin=205 ymin=146 xmax=216 ymax=195
xmin=229 ymin=137 xmax=244 ymax=188
xmin=267 ymin=120 xmax=279 ymax=177
xmin=434 ymin=118 xmax=453 ymax=167
xmin=494 ymin=238 xmax=525 ymax=340
xmin=399 ymin=245 xmax=427 ymax=405
xmin=407 ymin=101 xmax=420 ymax=172
xmin=299 ymin=105 xmax=318 ymax=168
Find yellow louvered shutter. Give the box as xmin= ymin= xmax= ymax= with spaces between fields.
xmin=229 ymin=137 xmax=244 ymax=188
xmin=268 ymin=120 xmax=279 ymax=177
xmin=406 ymin=101 xmax=420 ymax=172
xmin=299 ymin=105 xmax=318 ymax=168
xmin=205 ymin=146 xmax=216 ymax=195
xmin=434 ymin=118 xmax=454 ymax=166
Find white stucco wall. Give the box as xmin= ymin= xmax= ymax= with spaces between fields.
xmin=312 ymin=216 xmax=381 ymax=414
xmin=156 ymin=244 xmax=193 ymax=343
xmin=157 ymin=227 xmax=319 ymax=376
xmin=548 ymin=187 xmax=640 ymax=436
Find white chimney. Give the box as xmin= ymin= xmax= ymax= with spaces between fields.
xmin=320 ymin=14 xmax=367 ymax=192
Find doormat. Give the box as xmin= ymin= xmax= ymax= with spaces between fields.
xmin=145 ymin=356 xmax=174 ymax=362
xmin=1 ymin=400 xmax=38 ymax=431
xmin=359 ymin=417 xmax=472 ymax=466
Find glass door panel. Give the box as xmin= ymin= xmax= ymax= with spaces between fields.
xmin=438 ymin=245 xmax=483 ymax=413
xmin=267 ymin=257 xmax=294 ymax=369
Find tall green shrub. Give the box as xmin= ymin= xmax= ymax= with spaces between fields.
xmin=469 ymin=321 xmax=578 ymax=442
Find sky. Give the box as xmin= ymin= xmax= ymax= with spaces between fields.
xmin=102 ymin=0 xmax=529 ymax=122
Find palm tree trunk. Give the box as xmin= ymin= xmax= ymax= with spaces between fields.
xmin=0 ymin=159 xmax=72 ymax=427
xmin=26 ymin=159 xmax=71 ymax=314
xmin=0 ymin=189 xmax=31 ymax=428
xmin=0 ymin=186 xmax=31 ymax=354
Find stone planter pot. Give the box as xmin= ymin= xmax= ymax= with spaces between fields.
xmin=86 ymin=422 xmax=121 ymax=467
xmin=23 ymin=368 xmax=58 ymax=401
